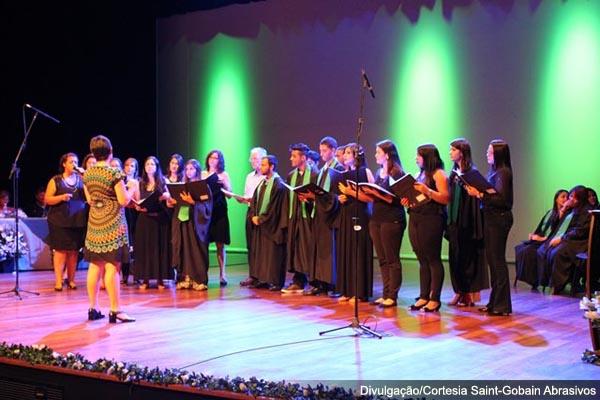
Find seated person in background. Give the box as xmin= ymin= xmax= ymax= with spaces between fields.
xmin=28 ymin=186 xmax=48 ymax=217
xmin=537 ymin=185 xmax=592 ymax=295
xmin=0 ymin=189 xmax=28 ymax=218
xmin=514 ymin=189 xmax=567 ymax=290
xmin=588 ymin=187 xmax=599 ymax=209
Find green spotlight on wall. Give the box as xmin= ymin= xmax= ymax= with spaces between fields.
xmin=389 ymin=6 xmax=462 ymax=170
xmin=536 ymin=2 xmax=600 ymax=201
xmin=196 ymin=34 xmax=253 ymax=252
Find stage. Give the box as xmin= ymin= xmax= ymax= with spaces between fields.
xmin=0 ymin=258 xmax=596 ymax=391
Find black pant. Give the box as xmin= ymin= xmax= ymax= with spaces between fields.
xmin=369 ymin=219 xmax=406 ymax=300
xmin=408 ymin=212 xmax=445 ymax=301
xmin=484 ymin=210 xmax=513 ymax=313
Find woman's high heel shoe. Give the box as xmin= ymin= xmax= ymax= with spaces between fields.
xmin=447 ymin=293 xmax=461 ymax=306
xmin=88 ymin=308 xmax=105 ymax=321
xmin=108 ymin=311 xmax=136 ymax=323
xmin=423 ymin=301 xmax=441 ymax=312
xmin=409 ymin=299 xmax=429 ymax=311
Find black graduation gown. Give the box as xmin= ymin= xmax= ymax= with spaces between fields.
xmin=286 ymin=167 xmax=318 ymax=276
xmin=135 ymin=185 xmax=173 ymax=281
xmin=335 ymin=167 xmax=373 ymax=299
xmin=248 ymin=176 xmax=288 ymax=287
xmin=171 ymin=190 xmax=212 ymax=284
xmin=311 ymin=165 xmax=345 ymax=285
xmin=543 ymin=205 xmax=591 ymax=290
xmin=447 ymin=169 xmax=488 ymax=293
xmin=514 ymin=209 xmax=556 ymax=287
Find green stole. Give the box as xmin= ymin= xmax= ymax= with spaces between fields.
xmin=257 ymin=175 xmax=276 ymax=216
xmin=178 ymin=205 xmax=190 ymax=222
xmin=552 ymin=211 xmax=574 ymax=239
xmin=539 ymin=210 xmax=553 ymax=237
xmin=449 ymin=180 xmax=462 ymax=225
xmin=288 ymin=166 xmax=312 ymax=219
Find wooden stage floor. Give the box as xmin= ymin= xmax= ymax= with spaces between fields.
xmin=0 ymin=259 xmax=596 ymax=384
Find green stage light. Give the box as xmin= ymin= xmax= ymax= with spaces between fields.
xmin=195 ymin=34 xmax=254 ymax=252
xmin=536 ymin=2 xmax=600 ymax=202
xmin=389 ymin=6 xmax=462 ymax=171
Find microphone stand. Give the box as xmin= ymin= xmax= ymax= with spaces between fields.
xmin=319 ymin=70 xmax=382 ymax=339
xmin=1 ymin=105 xmax=43 ymax=299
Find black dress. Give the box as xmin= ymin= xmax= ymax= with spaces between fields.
xmin=134 ymin=184 xmax=173 ymax=282
xmin=205 ymin=173 xmax=231 ymax=245
xmin=335 ymin=167 xmax=373 ymax=299
xmin=447 ymin=168 xmax=488 ymax=294
xmin=47 ymin=174 xmax=87 ymax=251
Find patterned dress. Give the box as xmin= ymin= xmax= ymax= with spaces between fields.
xmin=83 ymin=165 xmax=130 ymax=263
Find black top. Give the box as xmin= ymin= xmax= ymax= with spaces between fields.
xmin=482 ymin=166 xmax=513 ymax=212
xmin=47 ymin=174 xmax=87 ymax=227
xmin=410 ymin=170 xmax=446 ymax=216
xmin=205 ymin=172 xmax=227 ymax=219
xmin=370 ymin=168 xmax=406 ymax=223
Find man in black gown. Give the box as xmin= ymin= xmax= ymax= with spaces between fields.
xmin=248 ymin=155 xmax=288 ymax=290
xmin=304 ymin=136 xmax=345 ymax=296
xmin=281 ymin=143 xmax=318 ymax=293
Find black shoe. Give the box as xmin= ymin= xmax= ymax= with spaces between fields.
xmin=268 ymin=284 xmax=282 ymax=291
xmin=220 ymin=278 xmax=228 ymax=287
xmin=328 ymin=291 xmax=342 ymax=298
xmin=240 ymin=277 xmax=257 ymax=287
xmin=251 ymin=282 xmax=270 ymax=289
xmin=303 ymin=287 xmax=323 ymax=296
xmin=88 ymin=308 xmax=105 ymax=321
xmin=478 ymin=306 xmax=489 ymax=313
xmin=423 ymin=302 xmax=441 ymax=312
xmin=487 ymin=310 xmax=511 ymax=317
xmin=409 ymin=300 xmax=428 ymax=311
xmin=108 ymin=311 xmax=135 ymax=323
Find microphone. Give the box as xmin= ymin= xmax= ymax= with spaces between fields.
xmin=24 ymin=104 xmax=61 ymax=124
xmin=74 ymin=167 xmax=86 ymax=175
xmin=361 ymin=69 xmax=375 ymax=98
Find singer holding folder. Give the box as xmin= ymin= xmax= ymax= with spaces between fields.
xmin=134 ymin=156 xmax=172 ymax=290
xmin=465 ymin=139 xmax=514 ymax=316
xmin=404 ymin=144 xmax=450 ymax=313
xmin=359 ymin=140 xmax=406 ymax=308
xmin=168 ymin=159 xmax=212 ymax=291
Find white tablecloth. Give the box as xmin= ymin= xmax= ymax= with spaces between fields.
xmin=0 ymin=217 xmax=52 ymax=270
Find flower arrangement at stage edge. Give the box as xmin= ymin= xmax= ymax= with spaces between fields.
xmin=0 ymin=223 xmax=29 ymax=262
xmin=580 ymin=295 xmax=600 ymax=366
xmin=0 ymin=342 xmax=401 ymax=400
xmin=580 ymin=295 xmax=600 ymax=324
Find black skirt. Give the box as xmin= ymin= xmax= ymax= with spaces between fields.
xmin=48 ymin=224 xmax=85 ymax=251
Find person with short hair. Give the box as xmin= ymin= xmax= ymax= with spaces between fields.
xmin=239 ymin=147 xmax=267 ymax=287
xmin=305 ymin=136 xmax=345 ymax=296
xmin=281 ymin=143 xmax=318 ymax=293
xmin=29 ymin=186 xmax=48 ymax=217
xmin=248 ymin=155 xmax=288 ymax=290
xmin=83 ymin=135 xmax=135 ymax=323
